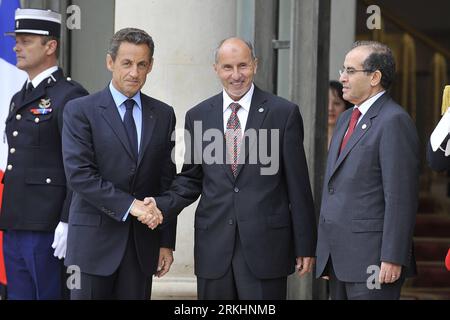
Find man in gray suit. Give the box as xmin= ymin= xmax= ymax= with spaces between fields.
xmin=316 ymin=41 xmax=419 ymax=300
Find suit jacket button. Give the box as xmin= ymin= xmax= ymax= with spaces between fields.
xmin=7 ymin=164 xmax=12 ymax=171
xmin=10 ymin=148 xmax=16 ymax=154
xmin=34 ymin=117 xmax=40 ymax=124
xmin=234 ymin=187 xmax=239 ymax=193
xmin=228 ymin=219 xmax=234 ymax=225
xmin=328 ymin=187 xmax=334 ymax=194
xmin=13 ymin=131 xmax=18 ymax=137
xmin=46 ymin=178 xmax=52 ymax=184
xmin=16 ymin=114 xmax=22 ymax=120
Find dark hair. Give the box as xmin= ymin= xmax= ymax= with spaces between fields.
xmin=214 ymin=37 xmax=256 ymax=63
xmin=41 ymin=35 xmax=59 ymax=59
xmin=108 ymin=28 xmax=154 ymax=61
xmin=329 ymin=80 xmax=352 ymax=109
xmin=352 ymin=40 xmax=395 ymax=90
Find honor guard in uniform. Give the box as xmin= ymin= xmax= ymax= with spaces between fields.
xmin=0 ymin=8 xmax=88 ymax=299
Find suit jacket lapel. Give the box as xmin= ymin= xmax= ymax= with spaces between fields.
xmin=99 ymin=87 xmax=136 ymax=161
xmin=328 ymin=111 xmax=350 ymax=171
xmin=329 ymin=92 xmax=388 ymax=180
xmin=137 ymin=96 xmax=156 ymax=168
xmin=235 ymin=87 xmax=268 ymax=178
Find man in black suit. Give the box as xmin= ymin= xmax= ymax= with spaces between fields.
xmin=0 ymin=8 xmax=88 ymax=300
xmin=143 ymin=37 xmax=317 ymax=300
xmin=62 ymin=28 xmax=176 ymax=299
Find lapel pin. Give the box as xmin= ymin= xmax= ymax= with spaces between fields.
xmin=258 ymin=107 xmax=264 ymax=113
xmin=362 ymin=124 xmax=367 ymax=130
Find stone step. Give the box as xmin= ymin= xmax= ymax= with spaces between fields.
xmin=407 ymin=261 xmax=450 ymax=288
xmin=151 ymin=276 xmax=197 ymax=300
xmin=413 ymin=237 xmax=450 ymax=261
xmin=414 ymin=214 xmax=450 ymax=238
xmin=401 ymin=287 xmax=450 ymax=300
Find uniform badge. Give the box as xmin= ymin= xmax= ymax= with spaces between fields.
xmin=39 ymin=98 xmax=51 ymax=109
xmin=30 ymin=98 xmax=53 ymax=115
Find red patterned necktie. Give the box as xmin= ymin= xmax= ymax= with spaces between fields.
xmin=339 ymin=107 xmax=361 ymax=154
xmin=225 ymin=103 xmax=242 ymax=177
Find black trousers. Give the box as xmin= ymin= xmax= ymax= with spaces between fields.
xmin=327 ymin=258 xmax=404 ymax=300
xmin=70 ymin=224 xmax=152 ymax=300
xmin=197 ymin=232 xmax=287 ymax=300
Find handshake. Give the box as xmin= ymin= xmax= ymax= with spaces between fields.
xmin=130 ymin=197 xmax=162 ymax=230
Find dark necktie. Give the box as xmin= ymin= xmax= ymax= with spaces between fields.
xmin=225 ymin=103 xmax=242 ymax=177
xmin=123 ymin=99 xmax=138 ymax=161
xmin=25 ymin=82 xmax=34 ymax=98
xmin=339 ymin=107 xmax=361 ymax=154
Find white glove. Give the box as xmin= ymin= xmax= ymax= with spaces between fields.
xmin=430 ymin=108 xmax=450 ymax=152
xmin=51 ymin=221 xmax=68 ymax=260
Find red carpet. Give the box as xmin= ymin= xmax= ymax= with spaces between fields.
xmin=402 ymin=213 xmax=450 ymax=299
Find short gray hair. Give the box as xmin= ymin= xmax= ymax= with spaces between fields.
xmin=214 ymin=37 xmax=256 ymax=63
xmin=108 ymin=27 xmax=154 ymax=61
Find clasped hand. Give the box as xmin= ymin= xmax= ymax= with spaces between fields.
xmin=130 ymin=197 xmax=162 ymax=230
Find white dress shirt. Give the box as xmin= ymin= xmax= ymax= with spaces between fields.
xmin=27 ymin=66 xmax=58 ymax=88
xmin=222 ymin=83 xmax=254 ymax=135
xmin=354 ymin=90 xmax=386 ymax=124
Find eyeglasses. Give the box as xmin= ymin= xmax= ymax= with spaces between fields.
xmin=339 ymin=68 xmax=374 ymax=76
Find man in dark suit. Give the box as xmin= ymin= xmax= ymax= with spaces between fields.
xmin=143 ymin=37 xmax=317 ymax=300
xmin=0 ymin=8 xmax=88 ymax=300
xmin=316 ymin=41 xmax=419 ymax=300
xmin=62 ymin=28 xmax=176 ymax=299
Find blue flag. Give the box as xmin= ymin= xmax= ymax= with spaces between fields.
xmin=0 ymin=0 xmax=27 ymax=171
xmin=0 ymin=0 xmax=20 ymax=64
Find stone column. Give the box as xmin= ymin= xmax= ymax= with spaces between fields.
xmin=287 ymin=0 xmax=330 ymax=300
xmin=329 ymin=0 xmax=356 ymax=80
